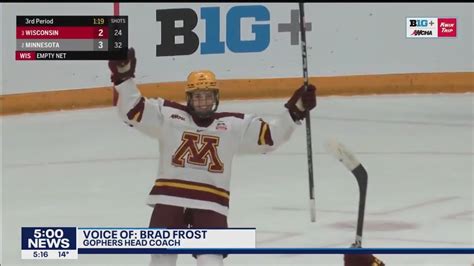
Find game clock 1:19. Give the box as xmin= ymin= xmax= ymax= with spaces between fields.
xmin=93 ymin=17 xmax=105 ymax=25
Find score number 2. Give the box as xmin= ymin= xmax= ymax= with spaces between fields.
xmin=95 ymin=27 xmax=106 ymax=38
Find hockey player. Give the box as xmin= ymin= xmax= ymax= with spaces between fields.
xmin=108 ymin=48 xmax=384 ymax=266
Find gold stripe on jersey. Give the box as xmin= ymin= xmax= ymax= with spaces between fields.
xmin=259 ymin=122 xmax=269 ymax=145
xmin=155 ymin=181 xmax=230 ymax=199
xmin=132 ymin=111 xmax=141 ymax=122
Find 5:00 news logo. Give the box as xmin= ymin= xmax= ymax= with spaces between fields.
xmin=406 ymin=17 xmax=457 ymax=38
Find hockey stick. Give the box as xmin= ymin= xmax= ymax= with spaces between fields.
xmin=298 ymin=2 xmax=316 ymax=223
xmin=325 ymin=139 xmax=368 ymax=248
xmin=112 ymin=1 xmax=120 ymax=106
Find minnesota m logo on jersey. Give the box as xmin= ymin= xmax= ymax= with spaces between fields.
xmin=172 ymin=132 xmax=224 ymax=173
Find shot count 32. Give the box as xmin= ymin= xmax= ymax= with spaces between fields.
xmin=16 ymin=16 xmax=128 ymax=60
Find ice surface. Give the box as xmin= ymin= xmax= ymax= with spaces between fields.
xmin=2 ymin=93 xmax=473 ymax=265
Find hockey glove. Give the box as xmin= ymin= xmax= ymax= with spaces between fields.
xmin=108 ymin=47 xmax=137 ymax=86
xmin=284 ymin=84 xmax=317 ymax=122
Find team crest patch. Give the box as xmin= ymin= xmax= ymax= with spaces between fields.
xmin=216 ymin=121 xmax=228 ymax=131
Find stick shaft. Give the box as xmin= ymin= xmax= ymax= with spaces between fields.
xmin=298 ymin=2 xmax=316 ymax=222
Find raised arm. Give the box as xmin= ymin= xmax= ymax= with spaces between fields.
xmin=108 ymin=48 xmax=164 ymax=139
xmin=238 ymin=84 xmax=317 ymax=154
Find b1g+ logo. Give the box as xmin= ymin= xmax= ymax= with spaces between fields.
xmin=156 ymin=5 xmax=312 ymax=56
xmin=406 ymin=17 xmax=437 ymax=38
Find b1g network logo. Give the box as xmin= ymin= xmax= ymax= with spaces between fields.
xmin=155 ymin=5 xmax=312 ymax=56
xmin=406 ymin=17 xmax=457 ymax=38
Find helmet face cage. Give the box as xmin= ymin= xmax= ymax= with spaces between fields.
xmin=185 ymin=70 xmax=220 ymax=119
xmin=186 ymin=89 xmax=219 ymax=118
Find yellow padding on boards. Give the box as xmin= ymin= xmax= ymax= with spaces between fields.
xmin=1 ymin=72 xmax=473 ymax=115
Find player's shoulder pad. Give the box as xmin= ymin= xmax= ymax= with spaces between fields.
xmin=163 ymin=99 xmax=188 ymax=112
xmin=213 ymin=112 xmax=245 ymax=120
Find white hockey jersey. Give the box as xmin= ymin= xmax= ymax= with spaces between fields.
xmin=115 ymin=79 xmax=300 ymax=216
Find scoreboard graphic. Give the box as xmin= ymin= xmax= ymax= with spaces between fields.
xmin=16 ymin=16 xmax=128 ymax=60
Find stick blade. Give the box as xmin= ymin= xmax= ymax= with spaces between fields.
xmin=325 ymin=138 xmax=368 ymax=248
xmin=324 ymin=138 xmax=361 ymax=171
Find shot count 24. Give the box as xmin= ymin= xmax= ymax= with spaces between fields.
xmin=16 ymin=16 xmax=128 ymax=60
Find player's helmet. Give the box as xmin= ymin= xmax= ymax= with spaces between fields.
xmin=186 ymin=70 xmax=220 ymax=118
